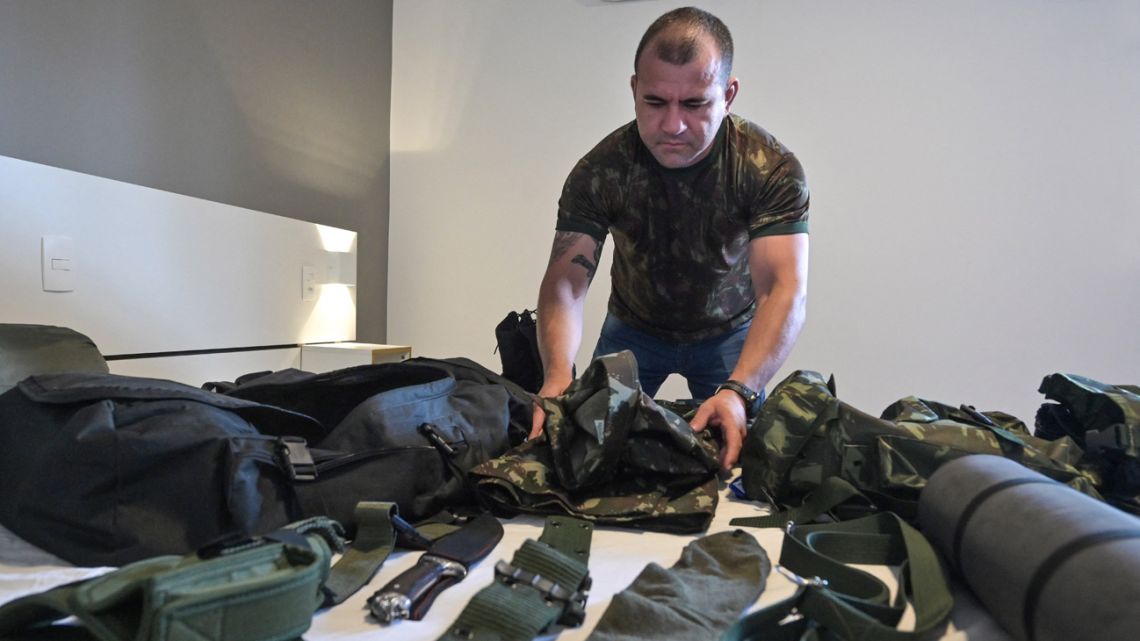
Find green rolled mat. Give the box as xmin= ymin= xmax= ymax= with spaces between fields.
xmin=918 ymin=454 xmax=1140 ymax=641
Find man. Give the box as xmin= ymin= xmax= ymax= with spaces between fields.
xmin=531 ymin=7 xmax=810 ymax=471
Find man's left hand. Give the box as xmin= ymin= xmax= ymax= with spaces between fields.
xmin=690 ymin=390 xmax=748 ymax=471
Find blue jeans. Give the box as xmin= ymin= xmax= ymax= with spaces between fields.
xmin=592 ymin=313 xmax=756 ymax=403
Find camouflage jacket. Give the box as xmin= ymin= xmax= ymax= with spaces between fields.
xmin=470 ymin=351 xmax=721 ymax=534
xmin=556 ymin=114 xmax=810 ymax=342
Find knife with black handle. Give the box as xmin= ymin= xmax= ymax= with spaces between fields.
xmin=368 ymin=512 xmax=503 ymax=623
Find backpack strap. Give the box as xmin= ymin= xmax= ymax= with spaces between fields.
xmin=435 ymin=515 xmax=593 ymax=641
xmin=723 ymin=512 xmax=953 ymax=641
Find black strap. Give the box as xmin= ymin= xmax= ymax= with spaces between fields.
xmin=949 ymin=477 xmax=1055 ymax=570
xmin=1022 ymin=529 xmax=1140 ymax=641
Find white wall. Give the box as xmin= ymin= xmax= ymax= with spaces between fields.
xmin=389 ymin=0 xmax=1139 ymax=423
xmin=0 ymin=156 xmax=357 ymax=385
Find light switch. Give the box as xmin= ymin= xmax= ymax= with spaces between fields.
xmin=302 ymin=264 xmax=317 ymax=301
xmin=42 ymin=236 xmax=75 ymax=292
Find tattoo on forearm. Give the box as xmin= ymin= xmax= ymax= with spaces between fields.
xmin=570 ymin=240 xmax=604 ymax=282
xmin=550 ymin=231 xmax=579 ymax=263
xmin=571 ymin=254 xmax=597 ymax=280
xmin=550 ymin=231 xmax=603 ymax=282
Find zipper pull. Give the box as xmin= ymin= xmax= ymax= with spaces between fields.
xmin=418 ymin=423 xmax=457 ymax=457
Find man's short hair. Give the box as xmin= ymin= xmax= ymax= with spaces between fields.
xmin=634 ymin=6 xmax=734 ymax=85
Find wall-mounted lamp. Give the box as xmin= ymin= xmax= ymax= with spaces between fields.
xmin=316 ymin=224 xmax=357 ymax=287
xmin=323 ymin=250 xmax=356 ymax=287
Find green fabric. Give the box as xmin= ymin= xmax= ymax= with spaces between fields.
xmin=739 ymin=370 xmax=1102 ymax=523
xmin=556 ymin=114 xmax=810 ymax=342
xmin=471 ymin=351 xmax=720 ymax=534
xmin=0 ymin=518 xmax=339 ymax=641
xmin=587 ymin=530 xmax=770 ymax=641
xmin=1036 ymin=373 xmax=1140 ymax=515
xmin=723 ymin=512 xmax=953 ymax=641
xmin=320 ymin=501 xmax=399 ymax=606
xmin=437 ymin=516 xmax=593 ymax=641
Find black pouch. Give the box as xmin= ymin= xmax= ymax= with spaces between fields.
xmin=495 ymin=309 xmax=544 ymax=393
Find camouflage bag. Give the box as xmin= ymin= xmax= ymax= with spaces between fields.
xmin=737 ymin=370 xmax=1099 ymax=524
xmin=1034 ymin=373 xmax=1140 ymax=515
xmin=470 ymin=350 xmax=722 ymax=534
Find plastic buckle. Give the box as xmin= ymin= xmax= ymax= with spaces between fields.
xmin=494 ymin=560 xmax=591 ymax=626
xmin=278 ymin=436 xmax=317 ymax=481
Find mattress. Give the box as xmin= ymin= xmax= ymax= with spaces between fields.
xmin=0 ymin=481 xmax=1012 ymax=641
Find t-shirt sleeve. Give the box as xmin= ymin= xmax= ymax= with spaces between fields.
xmin=555 ymin=157 xmax=611 ymax=242
xmin=748 ymin=153 xmax=810 ymax=239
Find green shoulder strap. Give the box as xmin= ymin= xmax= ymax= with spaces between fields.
xmin=723 ymin=512 xmax=953 ymax=641
xmin=729 ymin=477 xmax=868 ymax=529
xmin=436 ymin=515 xmax=594 ymax=641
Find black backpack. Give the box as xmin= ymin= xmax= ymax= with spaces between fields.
xmin=0 ymin=358 xmax=528 ymax=567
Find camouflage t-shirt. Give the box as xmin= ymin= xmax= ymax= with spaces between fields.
xmin=556 ymin=114 xmax=809 ymax=342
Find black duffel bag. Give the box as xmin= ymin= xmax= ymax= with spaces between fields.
xmin=0 ymin=358 xmax=528 ymax=567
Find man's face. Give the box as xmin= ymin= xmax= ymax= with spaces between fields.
xmin=631 ymin=40 xmax=738 ymax=169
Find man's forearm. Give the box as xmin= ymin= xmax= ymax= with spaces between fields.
xmin=729 ymin=283 xmax=806 ymax=392
xmin=536 ymin=281 xmax=585 ymax=391
xmin=535 ymin=231 xmax=602 ymax=394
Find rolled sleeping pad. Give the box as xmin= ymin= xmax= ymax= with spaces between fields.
xmin=917 ymin=454 xmax=1140 ymax=641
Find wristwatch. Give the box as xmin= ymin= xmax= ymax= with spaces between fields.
xmin=715 ymin=380 xmax=760 ymax=410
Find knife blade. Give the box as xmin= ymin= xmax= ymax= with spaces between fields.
xmin=367 ymin=512 xmax=503 ymax=623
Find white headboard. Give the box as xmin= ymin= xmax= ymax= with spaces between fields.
xmin=0 ymin=155 xmax=357 ymax=385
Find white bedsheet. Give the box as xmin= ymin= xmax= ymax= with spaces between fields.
xmin=0 ymin=482 xmax=1012 ymax=640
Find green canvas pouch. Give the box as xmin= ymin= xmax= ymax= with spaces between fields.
xmin=0 ymin=518 xmax=341 ymax=641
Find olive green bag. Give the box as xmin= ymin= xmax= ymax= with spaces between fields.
xmin=0 ymin=518 xmax=344 ymax=641
xmin=737 ymin=370 xmax=1100 ymax=524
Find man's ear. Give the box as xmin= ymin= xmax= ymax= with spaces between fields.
xmin=724 ymin=77 xmax=739 ymax=110
xmin=630 ymin=74 xmax=638 ymax=99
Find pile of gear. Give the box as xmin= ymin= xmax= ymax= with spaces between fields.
xmin=0 ymin=323 xmax=1137 ymax=641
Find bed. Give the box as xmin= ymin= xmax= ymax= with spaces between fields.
xmin=0 ymin=484 xmax=1013 ymax=641
xmin=0 ymin=323 xmax=1015 ymax=640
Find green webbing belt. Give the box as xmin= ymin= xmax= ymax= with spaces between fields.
xmin=730 ymin=477 xmax=867 ymax=530
xmin=722 ymin=512 xmax=953 ymax=641
xmin=437 ymin=515 xmax=593 ymax=641
xmin=321 ymin=501 xmax=406 ymax=605
xmin=0 ymin=502 xmax=415 ymax=641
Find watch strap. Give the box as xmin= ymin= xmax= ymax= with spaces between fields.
xmin=716 ymin=380 xmax=759 ymax=405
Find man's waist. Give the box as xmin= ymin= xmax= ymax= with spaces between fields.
xmin=607 ymin=297 xmax=754 ymax=343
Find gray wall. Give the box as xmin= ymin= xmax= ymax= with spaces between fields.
xmin=389 ymin=0 xmax=1139 ymax=424
xmin=0 ymin=0 xmax=393 ymax=342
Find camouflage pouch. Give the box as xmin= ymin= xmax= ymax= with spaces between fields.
xmin=739 ymin=370 xmax=1100 ymax=523
xmin=470 ymin=351 xmax=721 ymax=534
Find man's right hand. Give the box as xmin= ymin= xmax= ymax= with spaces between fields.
xmin=528 ymin=379 xmax=571 ymax=440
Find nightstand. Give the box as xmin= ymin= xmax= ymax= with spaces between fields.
xmin=300 ymin=342 xmax=412 ymax=373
